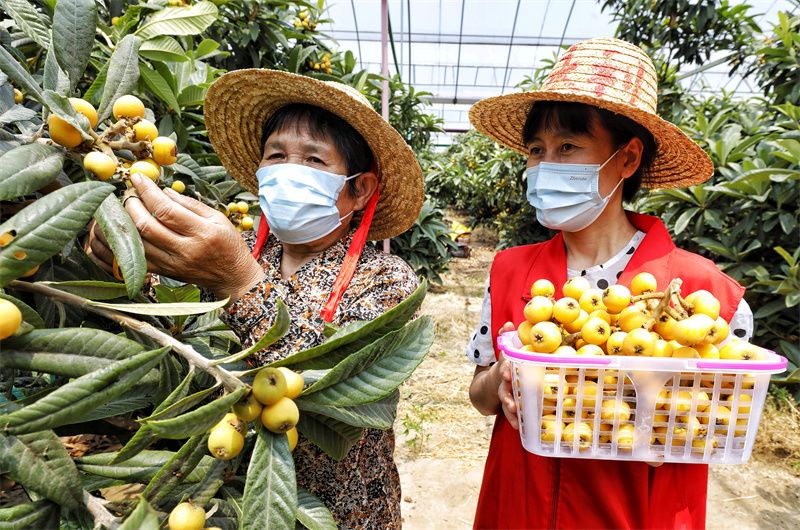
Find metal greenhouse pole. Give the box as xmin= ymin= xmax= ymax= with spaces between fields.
xmin=381 ymin=0 xmax=391 ymax=254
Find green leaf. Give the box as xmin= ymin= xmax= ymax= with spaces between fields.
xmin=0 ymin=144 xmax=63 ymax=201
xmin=302 ymin=316 xmax=433 ymax=405
xmin=39 ymin=280 xmax=128 ymax=300
xmin=86 ymin=298 xmax=230 ymax=316
xmin=0 ymin=44 xmax=44 ymax=105
xmin=52 ymin=0 xmax=96 ymax=92
xmin=97 ymin=35 xmax=142 ymax=122
xmin=41 ymin=89 xmax=93 ymax=140
xmin=0 ymin=500 xmax=59 ymax=529
xmin=296 ymin=412 xmax=362 ymax=461
xmin=139 ymin=63 xmax=181 ymax=117
xmin=271 ymin=280 xmax=427 ymax=370
xmin=119 ymin=497 xmax=160 ymax=530
xmin=76 ymin=450 xmax=214 ymax=483
xmin=0 ymin=346 xmax=168 ymax=434
xmin=0 ymin=0 xmax=51 ymax=49
xmin=94 ymin=194 xmax=147 ymax=298
xmin=143 ymin=386 xmax=247 ymax=439
xmin=0 ymin=181 xmax=114 ymax=286
xmin=212 ymin=300 xmax=289 ymax=366
xmin=296 ymin=488 xmax=337 ymax=530
xmin=113 ymin=370 xmax=198 ymax=464
xmin=143 ymin=433 xmax=208 ymax=506
xmin=0 ymin=292 xmax=44 ymax=328
xmin=241 ymin=425 xmax=297 ymax=529
xmin=141 ymin=383 xmax=219 ymax=422
xmin=136 ymin=2 xmax=218 ymax=40
xmin=139 ymin=36 xmax=187 ymax=63
xmin=0 ymin=350 xmax=115 ymax=377
xmin=0 ymin=429 xmax=83 ymax=509
xmin=2 ymin=327 xmax=144 ymax=360
xmin=296 ymin=390 xmax=399 ymax=430
xmin=43 ymin=45 xmax=70 ymax=95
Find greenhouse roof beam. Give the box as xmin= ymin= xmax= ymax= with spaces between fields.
xmin=349 ymin=0 xmax=363 ymax=69
xmin=501 ymin=0 xmax=522 ymax=94
xmin=328 ymin=30 xmax=586 ymax=47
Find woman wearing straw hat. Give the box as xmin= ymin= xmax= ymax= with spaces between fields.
xmin=87 ymin=70 xmax=423 ymax=527
xmin=465 ymin=38 xmax=753 ymax=529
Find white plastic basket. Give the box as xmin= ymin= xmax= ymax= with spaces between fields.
xmin=498 ymin=331 xmax=788 ymax=464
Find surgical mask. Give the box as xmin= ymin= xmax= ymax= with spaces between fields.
xmin=525 ymin=148 xmax=624 ymax=232
xmin=256 ymin=163 xmax=359 ymax=244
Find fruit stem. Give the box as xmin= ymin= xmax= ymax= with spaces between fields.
xmin=676 ymin=292 xmax=693 ymax=314
xmin=106 ymin=139 xmax=150 ymax=158
xmin=563 ymin=331 xmax=580 ymax=345
xmin=8 ymin=280 xmax=246 ymax=393
xmin=631 ymin=292 xmax=664 ymax=302
xmin=652 ymin=278 xmax=683 ymax=325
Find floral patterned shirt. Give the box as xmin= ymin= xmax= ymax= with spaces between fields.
xmin=221 ymin=229 xmax=418 ymax=529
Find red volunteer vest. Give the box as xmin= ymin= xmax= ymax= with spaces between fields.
xmin=474 ymin=213 xmax=745 ymax=530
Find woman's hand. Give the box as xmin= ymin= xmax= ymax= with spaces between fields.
xmin=469 ymin=321 xmax=518 ymax=422
xmin=495 ymin=321 xmax=519 ymax=429
xmin=86 ymin=173 xmax=265 ymax=302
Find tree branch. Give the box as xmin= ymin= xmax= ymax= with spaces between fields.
xmin=8 ymin=280 xmax=245 ymax=393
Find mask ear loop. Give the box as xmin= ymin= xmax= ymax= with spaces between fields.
xmin=320 ymin=163 xmax=380 ymax=323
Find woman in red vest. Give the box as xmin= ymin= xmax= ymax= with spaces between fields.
xmin=465 ymin=38 xmax=754 ymax=529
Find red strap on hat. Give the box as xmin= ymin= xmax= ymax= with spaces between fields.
xmin=251 ymin=215 xmax=270 ymax=259
xmin=320 ymin=185 xmax=379 ymax=322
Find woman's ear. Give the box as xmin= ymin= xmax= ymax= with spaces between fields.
xmin=620 ymin=137 xmax=644 ymax=180
xmin=351 ymin=171 xmax=379 ymax=211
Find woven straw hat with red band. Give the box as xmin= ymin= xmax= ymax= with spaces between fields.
xmin=204 ymin=69 xmax=424 ymax=240
xmin=469 ymin=37 xmax=713 ymax=189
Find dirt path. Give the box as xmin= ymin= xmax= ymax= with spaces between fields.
xmin=394 ymin=226 xmax=800 ymax=529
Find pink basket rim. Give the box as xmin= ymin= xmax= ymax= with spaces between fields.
xmin=497 ymin=331 xmax=788 ymax=372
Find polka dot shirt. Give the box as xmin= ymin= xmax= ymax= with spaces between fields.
xmin=466 ymin=231 xmax=754 ymax=366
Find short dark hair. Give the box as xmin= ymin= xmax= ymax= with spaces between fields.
xmin=522 ymin=101 xmax=657 ymax=202
xmin=260 ymin=103 xmax=374 ymax=195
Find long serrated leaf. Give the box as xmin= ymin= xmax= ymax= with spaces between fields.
xmin=43 ymin=44 xmax=70 ymax=95
xmin=97 ymin=35 xmax=141 ymax=122
xmin=39 ymin=280 xmax=128 ymax=300
xmin=139 ymin=62 xmax=181 ymax=117
xmin=86 ymin=298 xmax=230 ymax=316
xmin=143 ymin=386 xmax=246 ymax=439
xmin=139 ymin=36 xmax=187 ymax=63
xmin=72 ymin=384 xmax=156 ymax=423
xmin=183 ymin=458 xmax=227 ymax=507
xmin=296 ymin=413 xmax=362 ymax=461
xmin=136 ymin=2 xmax=218 ymax=40
xmin=0 ymin=0 xmax=50 ymax=49
xmin=52 ymin=0 xmax=96 ymax=92
xmin=302 ymin=316 xmax=433 ymax=405
xmin=0 ymin=346 xmax=168 ymax=434
xmin=119 ymin=497 xmax=159 ymax=530
xmin=141 ymin=383 xmax=219 ymax=422
xmin=296 ymin=391 xmax=399 ymax=430
xmin=0 ymin=44 xmax=44 ymax=104
xmin=0 ymin=292 xmax=44 ymax=328
xmin=270 ymin=280 xmax=427 ymax=370
xmin=0 ymin=181 xmax=114 ymax=286
xmin=0 ymin=429 xmax=83 ymax=509
xmin=0 ymin=350 xmax=114 ymax=377
xmin=94 ymin=194 xmax=147 ymax=298
xmin=0 ymin=143 xmax=63 ymax=201
xmin=113 ymin=370 xmax=197 ymax=464
xmin=143 ymin=433 xmax=207 ymax=506
xmin=2 ymin=327 xmax=144 ymax=360
xmin=296 ymin=488 xmax=337 ymax=530
xmin=76 ymin=450 xmax=214 ymax=483
xmin=241 ymin=425 xmax=297 ymax=529
xmin=0 ymin=499 xmax=59 ymax=529
xmin=212 ymin=300 xmax=289 ymax=366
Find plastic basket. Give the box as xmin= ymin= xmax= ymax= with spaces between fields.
xmin=498 ymin=331 xmax=787 ymax=464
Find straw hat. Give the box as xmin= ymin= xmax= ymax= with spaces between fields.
xmin=204 ymin=69 xmax=423 ymax=240
xmin=469 ymin=38 xmax=713 ymax=188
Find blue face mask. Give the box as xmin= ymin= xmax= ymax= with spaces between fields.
xmin=525 ymin=148 xmax=624 ymax=232
xmin=256 ymin=163 xmax=360 ymax=244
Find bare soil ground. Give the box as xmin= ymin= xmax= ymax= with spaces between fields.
xmin=394 ymin=226 xmax=800 ymax=529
